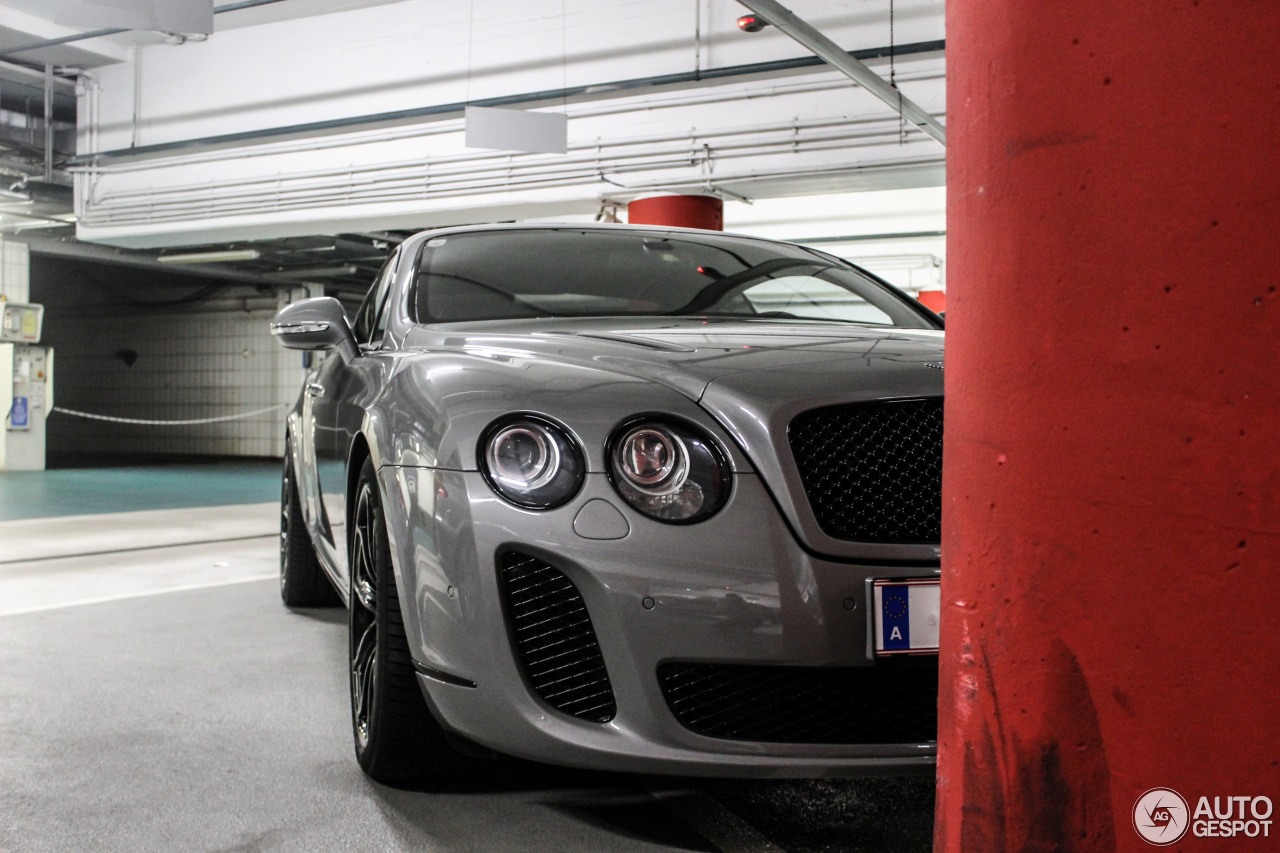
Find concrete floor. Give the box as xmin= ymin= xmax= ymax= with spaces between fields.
xmin=0 ymin=481 xmax=936 ymax=853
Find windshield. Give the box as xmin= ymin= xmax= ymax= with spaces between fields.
xmin=411 ymin=229 xmax=937 ymax=329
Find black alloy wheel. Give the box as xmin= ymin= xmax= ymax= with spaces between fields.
xmin=280 ymin=438 xmax=340 ymax=607
xmin=349 ymin=457 xmax=464 ymax=786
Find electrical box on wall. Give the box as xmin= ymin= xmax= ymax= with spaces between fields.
xmin=1 ymin=302 xmax=44 ymax=343
xmin=1 ymin=340 xmax=54 ymax=471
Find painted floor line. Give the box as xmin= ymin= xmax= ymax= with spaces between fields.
xmin=0 ymin=573 xmax=278 ymax=618
xmin=0 ymin=533 xmax=278 ymax=566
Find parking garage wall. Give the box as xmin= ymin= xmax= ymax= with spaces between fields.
xmin=31 ymin=257 xmax=301 ymax=462
xmin=0 ymin=239 xmax=29 ymax=303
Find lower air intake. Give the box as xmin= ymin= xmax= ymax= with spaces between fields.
xmin=658 ymin=662 xmax=937 ymax=744
xmin=498 ymin=550 xmax=616 ymax=723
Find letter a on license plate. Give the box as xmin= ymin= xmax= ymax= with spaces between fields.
xmin=873 ymin=579 xmax=941 ymax=656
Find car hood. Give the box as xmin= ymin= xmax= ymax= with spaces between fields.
xmin=402 ymin=317 xmax=944 ymax=402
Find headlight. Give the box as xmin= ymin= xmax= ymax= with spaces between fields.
xmin=607 ymin=417 xmax=731 ymax=523
xmin=480 ymin=415 xmax=584 ymax=509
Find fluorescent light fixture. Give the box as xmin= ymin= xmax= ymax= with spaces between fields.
xmin=156 ymin=249 xmax=261 ymax=264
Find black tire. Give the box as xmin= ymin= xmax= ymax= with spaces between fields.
xmin=280 ymin=438 xmax=341 ymax=608
xmin=349 ymin=456 xmax=464 ymax=786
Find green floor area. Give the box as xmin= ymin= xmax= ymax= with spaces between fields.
xmin=0 ymin=460 xmax=282 ymax=521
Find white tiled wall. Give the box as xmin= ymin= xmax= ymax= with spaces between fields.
xmin=48 ymin=302 xmax=305 ymax=457
xmin=0 ymin=239 xmax=31 ymax=303
xmin=34 ymin=261 xmax=318 ymax=460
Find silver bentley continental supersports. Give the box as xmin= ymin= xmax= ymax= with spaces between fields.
xmin=271 ymin=223 xmax=944 ymax=786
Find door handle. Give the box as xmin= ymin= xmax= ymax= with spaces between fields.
xmin=306 ymin=383 xmax=326 ymax=398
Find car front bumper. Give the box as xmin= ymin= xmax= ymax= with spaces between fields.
xmin=379 ymin=465 xmax=939 ymax=778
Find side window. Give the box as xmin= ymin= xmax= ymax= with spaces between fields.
xmin=352 ymin=251 xmax=398 ymax=346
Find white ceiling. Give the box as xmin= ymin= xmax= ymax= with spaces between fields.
xmin=0 ymin=0 xmax=946 ymax=286
xmin=0 ymin=0 xmax=408 ymax=69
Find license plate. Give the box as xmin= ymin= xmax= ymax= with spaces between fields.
xmin=873 ymin=579 xmax=941 ymax=656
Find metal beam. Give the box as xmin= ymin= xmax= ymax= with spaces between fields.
xmin=43 ymin=64 xmax=54 ymax=182
xmin=0 ymin=1 xmax=291 ymax=63
xmin=0 ymin=29 xmax=129 ymax=59
xmin=12 ymin=233 xmax=285 ymax=287
xmin=735 ymin=0 xmax=946 ymax=146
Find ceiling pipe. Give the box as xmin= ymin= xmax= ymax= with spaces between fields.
xmin=89 ymin=136 xmax=932 ymax=217
xmin=265 ymin=264 xmax=359 ymax=280
xmin=156 ymin=249 xmax=260 ymax=264
xmin=82 ymin=148 xmax=940 ymax=222
xmin=78 ymin=123 xmax=940 ymax=223
xmin=734 ymin=0 xmax=946 ymax=146
xmin=80 ymin=155 xmax=946 ymax=227
xmin=88 ymin=114 xmax=911 ymax=196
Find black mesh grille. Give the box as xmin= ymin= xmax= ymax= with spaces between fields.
xmin=788 ymin=398 xmax=942 ymax=543
xmin=658 ymin=662 xmax=937 ymax=744
xmin=498 ymin=550 xmax=616 ymax=723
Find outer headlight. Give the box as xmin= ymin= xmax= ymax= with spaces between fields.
xmin=607 ymin=416 xmax=732 ymax=523
xmin=480 ymin=415 xmax=584 ymax=509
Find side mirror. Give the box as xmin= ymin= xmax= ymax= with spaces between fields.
xmin=271 ymin=297 xmax=359 ymax=363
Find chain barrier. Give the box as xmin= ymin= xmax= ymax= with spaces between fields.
xmin=50 ymin=404 xmax=288 ymax=426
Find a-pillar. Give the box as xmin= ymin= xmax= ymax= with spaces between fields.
xmin=938 ymin=2 xmax=1280 ymax=851
xmin=626 ymin=195 xmax=723 ymax=230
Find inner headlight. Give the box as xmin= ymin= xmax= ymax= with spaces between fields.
xmin=608 ymin=417 xmax=731 ymax=523
xmin=480 ymin=415 xmax=584 ymax=509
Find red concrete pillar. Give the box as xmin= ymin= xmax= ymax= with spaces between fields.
xmin=627 ymin=195 xmax=723 ymax=230
xmin=938 ymin=3 xmax=1280 ymax=851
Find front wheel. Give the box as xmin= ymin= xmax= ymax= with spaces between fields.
xmin=349 ymin=457 xmax=466 ymax=786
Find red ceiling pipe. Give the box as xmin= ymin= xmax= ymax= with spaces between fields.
xmin=627 ymin=195 xmax=724 ymax=230
xmin=938 ymin=2 xmax=1280 ymax=851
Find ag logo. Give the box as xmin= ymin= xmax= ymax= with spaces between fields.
xmin=1133 ymin=787 xmax=1190 ymax=845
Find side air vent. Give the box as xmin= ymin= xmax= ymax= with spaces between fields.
xmin=498 ymin=550 xmax=616 ymax=723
